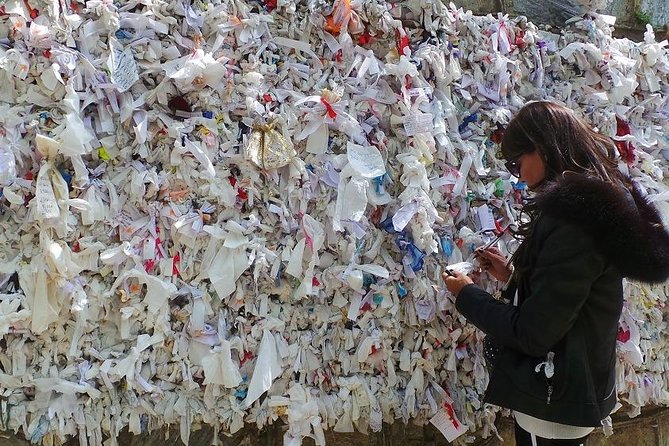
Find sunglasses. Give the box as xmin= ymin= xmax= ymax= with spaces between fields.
xmin=504 ymin=157 xmax=521 ymax=177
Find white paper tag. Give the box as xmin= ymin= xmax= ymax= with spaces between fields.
xmin=403 ymin=113 xmax=434 ymax=136
xmin=347 ymin=143 xmax=386 ymax=178
xmin=445 ymin=262 xmax=475 ymax=275
xmin=429 ymin=405 xmax=468 ymax=442
xmin=408 ymin=87 xmax=432 ymax=97
xmin=35 ymin=134 xmax=62 ymax=159
xmin=34 ymin=165 xmax=60 ymax=220
xmin=110 ymin=46 xmax=139 ymax=92
xmin=347 ymin=291 xmax=363 ymax=320
xmin=476 ymin=204 xmax=496 ymax=231
xmin=415 ymin=297 xmax=435 ymax=321
xmin=306 ymin=123 xmax=329 ymax=155
xmin=243 ymin=330 xmax=284 ymax=408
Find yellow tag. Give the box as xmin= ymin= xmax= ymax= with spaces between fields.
xmin=244 ymin=122 xmax=296 ymax=170
xmin=419 ymin=155 xmax=434 ymax=166
xmin=98 ymin=147 xmax=111 ymax=161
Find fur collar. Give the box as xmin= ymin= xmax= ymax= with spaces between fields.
xmin=533 ymin=174 xmax=669 ymax=283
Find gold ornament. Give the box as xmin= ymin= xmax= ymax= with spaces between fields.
xmin=244 ymin=121 xmax=296 ymax=170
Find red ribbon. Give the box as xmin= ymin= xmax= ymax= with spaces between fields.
xmin=615 ymin=115 xmax=635 ymax=164
xmin=240 ymin=350 xmax=254 ymax=366
xmin=144 ymin=259 xmax=155 ymax=272
xmin=23 ymin=0 xmax=38 ymax=19
xmin=264 ymin=0 xmax=277 ymax=11
xmin=445 ymin=403 xmax=460 ymax=429
xmin=396 ymin=30 xmax=410 ymax=56
xmin=515 ymin=29 xmax=527 ymax=50
xmin=320 ymin=97 xmax=338 ymax=119
xmin=358 ymin=30 xmax=373 ymax=46
xmin=172 ymin=252 xmax=180 ymax=276
xmin=155 ymin=236 xmax=164 ymax=259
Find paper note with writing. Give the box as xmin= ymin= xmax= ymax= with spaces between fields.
xmin=408 ymin=87 xmax=432 ymax=97
xmin=403 ymin=113 xmax=434 ymax=136
xmin=34 ymin=165 xmax=60 ymax=220
xmin=476 ymin=204 xmax=496 ymax=231
xmin=110 ymin=46 xmax=139 ymax=92
xmin=415 ymin=297 xmax=435 ymax=321
xmin=347 ymin=142 xmax=386 ymax=178
xmin=445 ymin=261 xmax=475 ymax=275
xmin=429 ymin=405 xmax=468 ymax=442
xmin=162 ymin=57 xmax=187 ymax=78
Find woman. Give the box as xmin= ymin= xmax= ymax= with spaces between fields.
xmin=444 ymin=101 xmax=669 ymax=446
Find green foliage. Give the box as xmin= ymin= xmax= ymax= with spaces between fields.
xmin=634 ymin=9 xmax=652 ymax=25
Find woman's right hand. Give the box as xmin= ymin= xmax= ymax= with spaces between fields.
xmin=475 ymin=247 xmax=513 ymax=282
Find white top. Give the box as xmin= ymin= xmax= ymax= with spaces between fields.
xmin=514 ymin=411 xmax=595 ymax=440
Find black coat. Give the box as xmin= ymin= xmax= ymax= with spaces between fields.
xmin=456 ymin=174 xmax=669 ymax=427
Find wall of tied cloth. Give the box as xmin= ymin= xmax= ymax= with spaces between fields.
xmin=0 ymin=0 xmax=668 ymax=445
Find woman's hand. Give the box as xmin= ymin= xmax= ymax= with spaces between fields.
xmin=475 ymin=247 xmax=513 ymax=282
xmin=442 ymin=270 xmax=473 ymax=296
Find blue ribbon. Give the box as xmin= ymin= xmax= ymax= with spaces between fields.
xmin=114 ymin=29 xmax=133 ymax=40
xmin=458 ymin=113 xmax=478 ymax=133
xmin=396 ymin=283 xmax=408 ymax=298
xmin=441 ymin=236 xmax=453 ymax=258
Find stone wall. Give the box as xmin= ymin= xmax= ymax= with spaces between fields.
xmin=0 ymin=407 xmax=667 ymax=446
xmin=451 ymin=0 xmax=669 ymax=39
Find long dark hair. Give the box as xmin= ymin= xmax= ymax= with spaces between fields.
xmin=501 ymin=101 xmax=630 ymax=270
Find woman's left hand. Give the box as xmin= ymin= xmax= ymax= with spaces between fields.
xmin=442 ymin=270 xmax=474 ymax=296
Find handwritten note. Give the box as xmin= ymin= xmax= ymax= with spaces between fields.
xmin=430 ymin=406 xmax=468 ymax=442
xmin=407 ymin=87 xmax=432 ymax=97
xmin=34 ymin=167 xmax=60 ymax=220
xmin=163 ymin=58 xmax=187 ymax=79
xmin=476 ymin=204 xmax=496 ymax=232
xmin=111 ymin=46 xmax=139 ymax=92
xmin=403 ymin=113 xmax=434 ymax=136
xmin=414 ymin=297 xmax=435 ymax=321
xmin=346 ymin=142 xmax=386 ymax=178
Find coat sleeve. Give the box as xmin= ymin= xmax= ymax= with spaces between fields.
xmin=455 ymin=218 xmax=607 ymax=357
